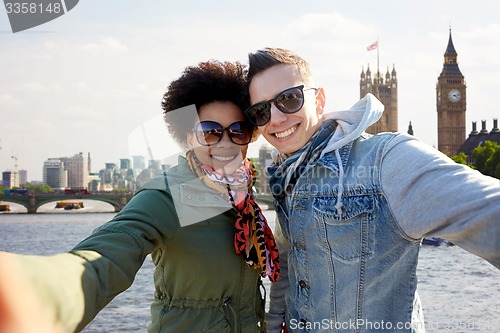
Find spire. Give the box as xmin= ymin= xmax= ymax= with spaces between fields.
xmin=444 ymin=28 xmax=457 ymax=57
xmin=407 ymin=121 xmax=414 ymax=136
xmin=440 ymin=29 xmax=462 ymax=77
xmin=375 ymin=68 xmax=383 ymax=84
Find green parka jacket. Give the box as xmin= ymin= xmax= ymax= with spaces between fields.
xmin=17 ymin=156 xmax=267 ymax=333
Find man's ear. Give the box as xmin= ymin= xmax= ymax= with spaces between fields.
xmin=315 ymin=87 xmax=326 ymax=116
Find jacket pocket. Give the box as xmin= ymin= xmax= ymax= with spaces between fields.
xmin=313 ymin=194 xmax=374 ymax=261
xmin=151 ymin=303 xmax=231 ymax=332
xmin=204 ymin=312 xmax=231 ymax=333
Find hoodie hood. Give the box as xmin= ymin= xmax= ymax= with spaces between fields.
xmin=320 ymin=93 xmax=384 ymax=158
xmin=321 ymin=93 xmax=384 ymax=215
xmin=267 ymin=93 xmax=384 ymax=216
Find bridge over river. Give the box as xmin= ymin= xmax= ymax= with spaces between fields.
xmin=0 ymin=192 xmax=134 ymax=214
xmin=0 ymin=192 xmax=274 ymax=214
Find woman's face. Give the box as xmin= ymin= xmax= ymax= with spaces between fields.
xmin=187 ymin=101 xmax=250 ymax=174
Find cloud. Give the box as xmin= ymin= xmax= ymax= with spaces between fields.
xmin=76 ymin=81 xmax=89 ymax=91
xmin=21 ymin=82 xmax=63 ymax=92
xmin=290 ymin=12 xmax=374 ymax=38
xmin=60 ymin=105 xmax=101 ymax=119
xmin=0 ymin=94 xmax=23 ymax=107
xmin=78 ymin=36 xmax=128 ymax=53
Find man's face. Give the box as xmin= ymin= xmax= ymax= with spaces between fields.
xmin=248 ymin=64 xmax=325 ymax=155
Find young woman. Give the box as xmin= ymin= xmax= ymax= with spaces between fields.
xmin=0 ymin=60 xmax=279 ymax=333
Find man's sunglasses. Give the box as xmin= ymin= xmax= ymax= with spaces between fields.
xmin=193 ymin=120 xmax=253 ymax=146
xmin=245 ymin=85 xmax=317 ymax=126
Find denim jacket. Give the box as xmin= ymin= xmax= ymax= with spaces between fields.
xmin=272 ymin=133 xmax=424 ymax=332
xmin=267 ymin=95 xmax=500 ymax=333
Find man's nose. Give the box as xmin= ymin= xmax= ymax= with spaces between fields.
xmin=268 ymin=103 xmax=287 ymax=126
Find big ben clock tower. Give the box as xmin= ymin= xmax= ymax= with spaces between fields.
xmin=436 ymin=29 xmax=466 ymax=156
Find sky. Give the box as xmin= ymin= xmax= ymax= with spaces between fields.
xmin=1 ymin=0 xmax=499 ymax=181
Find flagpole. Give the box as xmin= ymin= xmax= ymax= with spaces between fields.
xmin=377 ymin=37 xmax=380 ymax=75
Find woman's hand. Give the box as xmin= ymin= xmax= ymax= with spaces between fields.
xmin=0 ymin=251 xmax=66 ymax=333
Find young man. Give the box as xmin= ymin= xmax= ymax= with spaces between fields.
xmin=245 ymin=47 xmax=500 ymax=332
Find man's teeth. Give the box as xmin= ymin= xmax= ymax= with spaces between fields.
xmin=212 ymin=155 xmax=236 ymax=162
xmin=275 ymin=126 xmax=296 ymax=139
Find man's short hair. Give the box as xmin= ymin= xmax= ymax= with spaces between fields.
xmin=247 ymin=47 xmax=313 ymax=84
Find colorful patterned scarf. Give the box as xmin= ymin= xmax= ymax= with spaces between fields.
xmin=186 ymin=150 xmax=280 ymax=282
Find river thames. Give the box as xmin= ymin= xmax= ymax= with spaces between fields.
xmin=0 ymin=200 xmax=498 ymax=332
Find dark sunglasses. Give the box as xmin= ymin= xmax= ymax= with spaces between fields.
xmin=193 ymin=120 xmax=253 ymax=146
xmin=245 ymin=85 xmax=317 ymax=126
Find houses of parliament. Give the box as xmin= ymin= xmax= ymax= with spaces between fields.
xmin=360 ymin=29 xmax=499 ymax=157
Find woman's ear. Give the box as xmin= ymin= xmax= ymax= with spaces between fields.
xmin=186 ymin=133 xmax=196 ymax=149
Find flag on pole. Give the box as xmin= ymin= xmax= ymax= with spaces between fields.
xmin=367 ymin=41 xmax=378 ymax=51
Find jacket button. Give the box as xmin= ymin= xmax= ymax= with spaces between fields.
xmin=295 ymin=241 xmax=306 ymax=249
xmin=186 ymin=195 xmax=192 ymax=200
xmin=299 ymin=280 xmax=309 ymax=289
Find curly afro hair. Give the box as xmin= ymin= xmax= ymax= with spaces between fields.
xmin=161 ymin=60 xmax=254 ymax=148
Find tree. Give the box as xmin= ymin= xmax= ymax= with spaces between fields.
xmin=451 ymin=152 xmax=474 ymax=169
xmin=20 ymin=183 xmax=54 ymax=194
xmin=472 ymin=141 xmax=500 ymax=179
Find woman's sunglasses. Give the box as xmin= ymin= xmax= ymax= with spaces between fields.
xmin=244 ymin=85 xmax=317 ymax=126
xmin=193 ymin=120 xmax=253 ymax=146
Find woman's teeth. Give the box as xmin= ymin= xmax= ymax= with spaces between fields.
xmin=212 ymin=155 xmax=237 ymax=162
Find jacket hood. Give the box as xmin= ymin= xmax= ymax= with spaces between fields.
xmin=320 ymin=93 xmax=384 ymax=158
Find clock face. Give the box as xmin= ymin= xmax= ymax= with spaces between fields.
xmin=448 ymin=89 xmax=461 ymax=102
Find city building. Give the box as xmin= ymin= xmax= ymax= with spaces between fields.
xmin=148 ymin=159 xmax=161 ymax=171
xmin=132 ymin=155 xmax=146 ymax=175
xmin=459 ymin=119 xmax=500 ymax=163
xmin=18 ymin=169 xmax=28 ymax=185
xmin=120 ymin=158 xmax=131 ymax=170
xmin=360 ymin=64 xmax=398 ymax=134
xmin=43 ymin=159 xmax=68 ymax=189
xmin=120 ymin=158 xmax=136 ymax=192
xmin=436 ymin=29 xmax=467 ymax=157
xmin=2 ymin=171 xmax=18 ymax=188
xmin=58 ymin=152 xmax=90 ymax=189
xmin=88 ymin=173 xmax=101 ymax=192
xmin=101 ymin=163 xmax=117 ymax=185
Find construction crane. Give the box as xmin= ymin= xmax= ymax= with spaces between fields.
xmin=11 ymin=155 xmax=18 ymax=172
xmin=9 ymin=155 xmax=20 ymax=188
